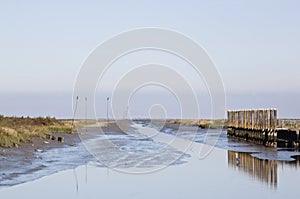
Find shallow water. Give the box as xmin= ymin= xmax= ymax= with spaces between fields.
xmin=0 ymin=141 xmax=93 ymax=188
xmin=1 ymin=121 xmax=300 ymax=199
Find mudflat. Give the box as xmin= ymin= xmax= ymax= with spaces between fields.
xmin=0 ymin=120 xmax=125 ymax=187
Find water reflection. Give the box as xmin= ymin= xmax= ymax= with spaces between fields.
xmin=228 ymin=151 xmax=300 ymax=188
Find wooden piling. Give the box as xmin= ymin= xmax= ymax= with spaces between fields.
xmin=228 ymin=109 xmax=277 ymax=131
xmin=227 ymin=109 xmax=286 ymax=147
xmin=227 ymin=109 xmax=300 ymax=148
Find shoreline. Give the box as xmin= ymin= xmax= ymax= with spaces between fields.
xmin=2 ymin=119 xmax=300 ymax=188
xmin=0 ymin=131 xmax=82 ymax=187
xmin=0 ymin=120 xmax=129 ymax=187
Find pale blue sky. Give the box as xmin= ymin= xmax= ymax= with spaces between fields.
xmin=0 ymin=0 xmax=299 ymax=118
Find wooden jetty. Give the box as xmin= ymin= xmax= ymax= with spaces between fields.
xmin=227 ymin=109 xmax=300 ymax=148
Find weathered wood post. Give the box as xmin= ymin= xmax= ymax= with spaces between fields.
xmin=227 ymin=109 xmax=278 ymax=147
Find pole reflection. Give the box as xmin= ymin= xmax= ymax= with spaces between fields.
xmin=228 ymin=151 xmax=280 ymax=188
xmin=228 ymin=151 xmax=300 ymax=188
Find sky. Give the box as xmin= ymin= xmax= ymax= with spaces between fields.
xmin=0 ymin=0 xmax=299 ymax=118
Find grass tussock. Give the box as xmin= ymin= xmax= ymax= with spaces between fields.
xmin=0 ymin=115 xmax=74 ymax=148
xmin=278 ymin=119 xmax=300 ymax=130
xmin=168 ymin=119 xmax=300 ymax=130
xmin=168 ymin=119 xmax=228 ymax=129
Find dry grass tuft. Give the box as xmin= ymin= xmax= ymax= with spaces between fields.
xmin=0 ymin=115 xmax=74 ymax=148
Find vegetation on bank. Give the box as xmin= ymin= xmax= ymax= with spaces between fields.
xmin=0 ymin=115 xmax=74 ymax=148
xmin=2 ymin=116 xmax=298 ymax=148
xmin=168 ymin=119 xmax=300 ymax=130
xmin=168 ymin=119 xmax=228 ymax=129
xmin=277 ymin=119 xmax=300 ymax=130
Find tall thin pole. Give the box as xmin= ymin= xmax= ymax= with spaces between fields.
xmin=85 ymin=97 xmax=87 ymax=132
xmin=72 ymin=96 xmax=79 ymax=126
xmin=106 ymin=97 xmax=109 ymax=127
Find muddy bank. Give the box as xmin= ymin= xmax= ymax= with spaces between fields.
xmin=0 ymin=121 xmax=126 ymax=187
xmin=0 ymin=131 xmax=82 ymax=186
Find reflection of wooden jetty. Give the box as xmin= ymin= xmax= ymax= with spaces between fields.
xmin=227 ymin=109 xmax=300 ymax=148
xmin=228 ymin=151 xmax=278 ymax=187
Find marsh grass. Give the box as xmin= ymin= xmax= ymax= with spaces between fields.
xmin=0 ymin=115 xmax=74 ymax=148
xmin=169 ymin=119 xmax=300 ymax=130
xmin=168 ymin=119 xmax=228 ymax=129
xmin=278 ymin=119 xmax=300 ymax=130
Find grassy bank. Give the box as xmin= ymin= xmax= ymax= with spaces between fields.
xmin=168 ymin=119 xmax=300 ymax=130
xmin=278 ymin=119 xmax=300 ymax=130
xmin=167 ymin=119 xmax=228 ymax=129
xmin=0 ymin=115 xmax=74 ymax=148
